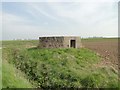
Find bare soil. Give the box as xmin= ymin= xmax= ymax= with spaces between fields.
xmin=82 ymin=39 xmax=119 ymax=70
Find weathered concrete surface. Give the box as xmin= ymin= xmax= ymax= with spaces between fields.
xmin=63 ymin=37 xmax=82 ymax=48
xmin=38 ymin=36 xmax=82 ymax=48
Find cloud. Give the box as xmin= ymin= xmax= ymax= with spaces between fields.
xmin=2 ymin=13 xmax=27 ymax=25
xmin=2 ymin=0 xmax=119 ymax=3
xmin=48 ymin=2 xmax=118 ymax=37
xmin=25 ymin=2 xmax=118 ymax=28
xmin=25 ymin=3 xmax=69 ymax=25
xmin=48 ymin=2 xmax=117 ymax=26
xmin=2 ymin=1 xmax=118 ymax=40
xmin=2 ymin=12 xmax=50 ymax=40
xmin=2 ymin=12 xmax=68 ymax=40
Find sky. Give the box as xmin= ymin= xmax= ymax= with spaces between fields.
xmin=1 ymin=0 xmax=119 ymax=40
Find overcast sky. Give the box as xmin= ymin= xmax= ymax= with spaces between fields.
xmin=1 ymin=0 xmax=119 ymax=40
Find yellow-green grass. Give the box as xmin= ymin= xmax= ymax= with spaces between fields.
xmin=0 ymin=49 xmax=2 ymax=89
xmin=2 ymin=60 xmax=34 ymax=88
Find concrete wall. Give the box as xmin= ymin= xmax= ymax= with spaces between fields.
xmin=63 ymin=37 xmax=82 ymax=48
xmin=39 ymin=37 xmax=64 ymax=48
xmin=38 ymin=36 xmax=82 ymax=48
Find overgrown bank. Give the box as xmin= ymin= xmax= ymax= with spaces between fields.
xmin=3 ymin=47 xmax=118 ymax=88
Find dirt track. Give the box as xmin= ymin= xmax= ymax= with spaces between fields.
xmin=82 ymin=39 xmax=119 ymax=70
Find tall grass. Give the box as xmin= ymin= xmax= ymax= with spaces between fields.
xmin=0 ymin=49 xmax=2 ymax=89
xmin=2 ymin=40 xmax=119 ymax=88
xmin=4 ymin=47 xmax=118 ymax=88
xmin=2 ymin=46 xmax=36 ymax=88
xmin=2 ymin=60 xmax=34 ymax=88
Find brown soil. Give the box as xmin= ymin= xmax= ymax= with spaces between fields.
xmin=82 ymin=39 xmax=119 ymax=70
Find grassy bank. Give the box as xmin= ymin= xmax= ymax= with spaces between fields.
xmin=2 ymin=40 xmax=119 ymax=88
xmin=2 ymin=60 xmax=34 ymax=88
xmin=0 ymin=49 xmax=2 ymax=89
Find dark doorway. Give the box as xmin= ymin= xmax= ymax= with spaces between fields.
xmin=70 ymin=40 xmax=76 ymax=48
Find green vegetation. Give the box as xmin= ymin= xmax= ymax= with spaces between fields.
xmin=2 ymin=40 xmax=38 ymax=88
xmin=2 ymin=40 xmax=38 ymax=48
xmin=2 ymin=40 xmax=119 ymax=88
xmin=0 ymin=49 xmax=2 ymax=89
xmin=2 ymin=60 xmax=34 ymax=88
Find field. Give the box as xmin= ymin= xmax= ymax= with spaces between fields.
xmin=82 ymin=38 xmax=119 ymax=70
xmin=0 ymin=47 xmax=2 ymax=89
xmin=2 ymin=38 xmax=119 ymax=89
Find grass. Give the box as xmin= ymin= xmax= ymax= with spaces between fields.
xmin=2 ymin=45 xmax=35 ymax=88
xmin=0 ymin=40 xmax=1 ymax=89
xmin=2 ymin=60 xmax=34 ymax=88
xmin=2 ymin=40 xmax=38 ymax=48
xmin=2 ymin=40 xmax=119 ymax=88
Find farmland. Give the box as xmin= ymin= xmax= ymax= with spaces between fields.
xmin=2 ymin=38 xmax=119 ymax=88
xmin=82 ymin=38 xmax=119 ymax=70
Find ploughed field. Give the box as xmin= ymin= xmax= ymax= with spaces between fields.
xmin=82 ymin=38 xmax=119 ymax=70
